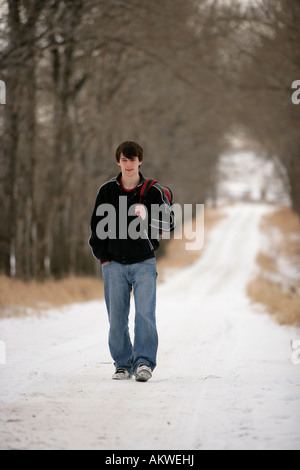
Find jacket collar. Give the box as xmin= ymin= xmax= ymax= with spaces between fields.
xmin=116 ymin=171 xmax=146 ymax=187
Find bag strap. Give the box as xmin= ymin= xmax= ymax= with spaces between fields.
xmin=139 ymin=179 xmax=157 ymax=203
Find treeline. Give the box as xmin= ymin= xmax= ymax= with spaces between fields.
xmin=227 ymin=0 xmax=300 ymax=214
xmin=0 ymin=0 xmax=299 ymax=280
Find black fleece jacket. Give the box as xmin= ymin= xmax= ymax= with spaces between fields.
xmin=89 ymin=172 xmax=175 ymax=265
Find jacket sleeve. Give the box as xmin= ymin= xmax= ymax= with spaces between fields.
xmin=147 ymin=183 xmax=175 ymax=236
xmin=88 ymin=188 xmax=111 ymax=264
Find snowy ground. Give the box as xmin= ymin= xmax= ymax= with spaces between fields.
xmin=1 ymin=203 xmax=300 ymax=450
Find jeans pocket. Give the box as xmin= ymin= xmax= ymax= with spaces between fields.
xmin=101 ymin=262 xmax=112 ymax=279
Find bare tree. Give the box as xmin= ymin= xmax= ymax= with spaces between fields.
xmin=5 ymin=0 xmax=298 ymax=280
xmin=220 ymin=0 xmax=300 ymax=214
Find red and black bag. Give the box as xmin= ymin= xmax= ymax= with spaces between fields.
xmin=139 ymin=179 xmax=173 ymax=205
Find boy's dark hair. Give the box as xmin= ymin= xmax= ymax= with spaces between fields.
xmin=115 ymin=141 xmax=143 ymax=163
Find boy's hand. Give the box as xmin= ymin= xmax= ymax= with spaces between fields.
xmin=135 ymin=204 xmax=147 ymax=221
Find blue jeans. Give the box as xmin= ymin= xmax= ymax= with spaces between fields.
xmin=102 ymin=258 xmax=158 ymax=374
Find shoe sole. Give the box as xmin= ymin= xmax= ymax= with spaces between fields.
xmin=112 ymin=376 xmax=132 ymax=380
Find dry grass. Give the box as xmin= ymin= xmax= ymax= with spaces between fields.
xmin=255 ymin=252 xmax=277 ymax=273
xmin=0 ymin=206 xmax=223 ymax=319
xmin=247 ymin=206 xmax=300 ymax=326
xmin=248 ymin=276 xmax=300 ymax=326
xmin=0 ymin=275 xmax=104 ymax=318
xmin=261 ymin=206 xmax=300 ymax=260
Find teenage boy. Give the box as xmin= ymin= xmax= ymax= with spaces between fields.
xmin=89 ymin=141 xmax=175 ymax=382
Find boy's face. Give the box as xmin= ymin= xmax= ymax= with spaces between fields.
xmin=118 ymin=153 xmax=141 ymax=176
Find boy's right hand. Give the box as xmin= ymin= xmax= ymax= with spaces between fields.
xmin=102 ymin=261 xmax=111 ymax=267
xmin=135 ymin=204 xmax=147 ymax=220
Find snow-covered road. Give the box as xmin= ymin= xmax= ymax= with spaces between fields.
xmin=1 ymin=203 xmax=300 ymax=450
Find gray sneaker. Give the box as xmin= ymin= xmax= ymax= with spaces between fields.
xmin=112 ymin=368 xmax=132 ymax=380
xmin=135 ymin=364 xmax=152 ymax=382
